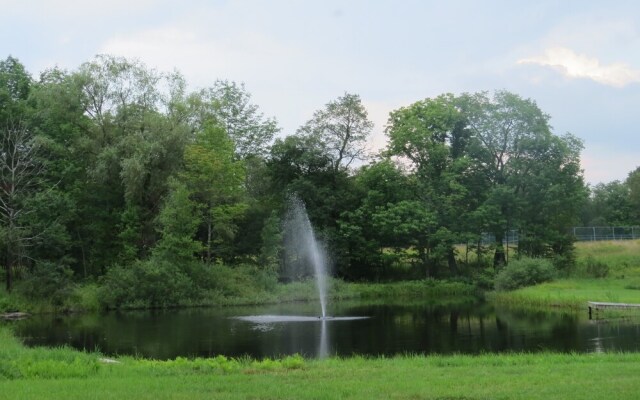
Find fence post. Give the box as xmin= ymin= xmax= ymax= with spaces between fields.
xmin=592 ymin=227 xmax=596 ymax=241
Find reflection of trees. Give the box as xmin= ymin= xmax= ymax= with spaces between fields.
xmin=17 ymin=304 xmax=640 ymax=358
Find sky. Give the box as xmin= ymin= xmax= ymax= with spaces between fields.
xmin=2 ymin=0 xmax=639 ymax=185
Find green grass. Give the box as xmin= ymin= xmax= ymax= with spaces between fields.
xmin=2 ymin=326 xmax=640 ymax=399
xmin=0 ymin=277 xmax=475 ymax=313
xmin=491 ymin=240 xmax=640 ymax=311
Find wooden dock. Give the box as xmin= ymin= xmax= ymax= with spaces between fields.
xmin=588 ymin=301 xmax=640 ymax=319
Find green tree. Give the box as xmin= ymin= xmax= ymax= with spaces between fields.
xmin=153 ymin=179 xmax=203 ymax=264
xmin=69 ymin=55 xmax=190 ymax=270
xmin=584 ymin=181 xmax=632 ymax=226
xmin=386 ymin=93 xmax=475 ymax=274
xmin=182 ymin=124 xmax=246 ymax=263
xmin=626 ymin=167 xmax=640 ymax=225
xmin=0 ymin=56 xmax=37 ymax=291
xmin=462 ymin=91 xmax=586 ymax=265
xmin=298 ymin=93 xmax=373 ymax=173
xmin=188 ymin=80 xmax=279 ymax=159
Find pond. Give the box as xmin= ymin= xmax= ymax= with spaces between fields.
xmin=9 ymin=301 xmax=640 ymax=359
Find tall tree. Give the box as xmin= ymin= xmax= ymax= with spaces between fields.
xmin=71 ymin=55 xmax=189 ymax=269
xmin=298 ymin=93 xmax=373 ymax=173
xmin=188 ymin=80 xmax=279 ymax=159
xmin=0 ymin=122 xmax=42 ymax=291
xmin=0 ymin=56 xmax=36 ymax=291
xmin=386 ymin=93 xmax=475 ymax=275
xmin=626 ymin=167 xmax=640 ymax=225
xmin=181 ymin=124 xmax=246 ymax=263
xmin=462 ymin=91 xmax=586 ymax=264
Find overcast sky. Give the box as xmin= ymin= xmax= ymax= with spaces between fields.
xmin=2 ymin=0 xmax=639 ymax=184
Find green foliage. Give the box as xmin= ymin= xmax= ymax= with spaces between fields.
xmin=297 ymin=92 xmax=373 ymax=172
xmin=188 ymin=80 xmax=280 ymax=158
xmin=153 ymin=179 xmax=203 ymax=264
xmin=18 ymin=262 xmax=74 ymax=307
xmin=99 ymin=260 xmax=196 ymax=308
xmin=0 ymin=55 xmax=597 ymax=303
xmin=494 ymin=257 xmax=556 ymax=291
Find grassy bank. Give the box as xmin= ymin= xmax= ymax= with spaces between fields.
xmin=1 ymin=326 xmax=639 ymax=399
xmin=491 ymin=240 xmax=640 ymax=311
xmin=0 ymin=277 xmax=475 ymax=314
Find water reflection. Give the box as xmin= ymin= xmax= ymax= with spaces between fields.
xmin=7 ymin=301 xmax=640 ymax=359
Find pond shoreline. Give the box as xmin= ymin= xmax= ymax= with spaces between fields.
xmin=2 ymin=324 xmax=640 ymax=400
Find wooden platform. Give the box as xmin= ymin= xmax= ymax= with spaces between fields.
xmin=588 ymin=301 xmax=640 ymax=319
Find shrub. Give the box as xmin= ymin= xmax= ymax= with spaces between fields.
xmin=18 ymin=262 xmax=74 ymax=306
xmin=494 ymin=257 xmax=556 ymax=291
xmin=99 ymin=260 xmax=196 ymax=308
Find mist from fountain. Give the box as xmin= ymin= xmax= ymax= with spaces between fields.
xmin=232 ymin=197 xmax=368 ymax=357
xmin=284 ymin=197 xmax=328 ymax=318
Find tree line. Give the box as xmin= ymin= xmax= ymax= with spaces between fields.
xmin=0 ymin=54 xmax=630 ymax=305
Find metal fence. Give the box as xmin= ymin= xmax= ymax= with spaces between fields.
xmin=476 ymin=227 xmax=639 ymax=245
xmin=572 ymin=226 xmax=640 ymax=241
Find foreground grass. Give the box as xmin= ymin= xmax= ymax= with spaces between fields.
xmin=491 ymin=240 xmax=640 ymax=311
xmin=2 ymin=326 xmax=640 ymax=400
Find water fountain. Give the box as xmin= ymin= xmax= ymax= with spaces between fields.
xmin=284 ymin=196 xmax=328 ymax=318
xmin=233 ymin=197 xmax=367 ymax=357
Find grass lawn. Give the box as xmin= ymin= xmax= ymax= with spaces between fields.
xmin=491 ymin=240 xmax=640 ymax=311
xmin=2 ymin=325 xmax=640 ymax=400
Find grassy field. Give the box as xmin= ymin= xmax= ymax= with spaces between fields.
xmin=2 ymin=325 xmax=640 ymax=400
xmin=491 ymin=240 xmax=640 ymax=311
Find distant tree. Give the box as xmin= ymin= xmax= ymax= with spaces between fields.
xmin=71 ymin=55 xmax=190 ymax=268
xmin=0 ymin=121 xmax=42 ymax=291
xmin=0 ymin=56 xmax=37 ymax=291
xmin=386 ymin=93 xmax=474 ymax=274
xmin=181 ymin=124 xmax=246 ymax=263
xmin=585 ymin=181 xmax=632 ymax=226
xmin=152 ymin=179 xmax=203 ymax=265
xmin=626 ymin=167 xmax=640 ymax=225
xmin=298 ymin=93 xmax=373 ymax=173
xmin=188 ymin=80 xmax=279 ymax=159
xmin=462 ymin=91 xmax=586 ymax=264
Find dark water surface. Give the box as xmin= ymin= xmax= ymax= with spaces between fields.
xmin=9 ymin=301 xmax=640 ymax=359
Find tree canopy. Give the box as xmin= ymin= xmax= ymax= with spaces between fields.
xmin=0 ymin=54 xmax=603 ymax=305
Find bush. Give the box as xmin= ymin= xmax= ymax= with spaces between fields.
xmin=494 ymin=257 xmax=556 ymax=291
xmin=18 ymin=262 xmax=74 ymax=306
xmin=99 ymin=260 xmax=196 ymax=308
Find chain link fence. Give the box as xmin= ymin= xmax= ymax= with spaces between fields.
xmin=475 ymin=227 xmax=639 ymax=245
xmin=572 ymin=226 xmax=639 ymax=241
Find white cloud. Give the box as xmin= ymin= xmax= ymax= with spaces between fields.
xmin=99 ymin=26 xmax=297 ymax=86
xmin=517 ymin=47 xmax=640 ymax=87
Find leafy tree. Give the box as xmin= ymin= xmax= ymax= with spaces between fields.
xmin=68 ymin=56 xmax=190 ymax=270
xmin=182 ymin=124 xmax=246 ymax=263
xmin=626 ymin=167 xmax=640 ymax=225
xmin=0 ymin=56 xmax=38 ymax=291
xmin=153 ymin=179 xmax=203 ymax=265
xmin=0 ymin=56 xmax=31 ymax=121
xmin=0 ymin=121 xmax=41 ymax=291
xmin=297 ymin=93 xmax=373 ymax=173
xmin=336 ymin=160 xmax=414 ymax=280
xmin=188 ymin=80 xmax=279 ymax=159
xmin=583 ymin=181 xmax=632 ymax=226
xmin=462 ymin=91 xmax=586 ymax=264
xmin=386 ymin=94 xmax=474 ymax=274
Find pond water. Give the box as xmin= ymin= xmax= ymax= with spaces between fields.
xmin=9 ymin=301 xmax=640 ymax=359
